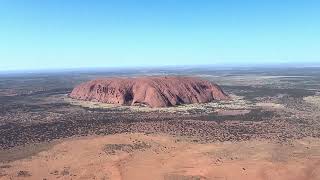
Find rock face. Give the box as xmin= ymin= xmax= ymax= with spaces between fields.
xmin=70 ymin=76 xmax=228 ymax=108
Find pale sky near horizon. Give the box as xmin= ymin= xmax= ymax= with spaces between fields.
xmin=0 ymin=0 xmax=319 ymax=71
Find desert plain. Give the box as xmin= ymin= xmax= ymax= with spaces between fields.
xmin=0 ymin=67 xmax=320 ymax=180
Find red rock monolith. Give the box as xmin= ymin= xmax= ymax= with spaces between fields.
xmin=70 ymin=76 xmax=228 ymax=108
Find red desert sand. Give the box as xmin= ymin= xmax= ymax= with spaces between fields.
xmin=70 ymin=76 xmax=228 ymax=108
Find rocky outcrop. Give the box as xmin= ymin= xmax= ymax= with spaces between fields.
xmin=70 ymin=76 xmax=228 ymax=108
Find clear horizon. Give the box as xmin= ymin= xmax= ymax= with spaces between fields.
xmin=1 ymin=0 xmax=319 ymax=71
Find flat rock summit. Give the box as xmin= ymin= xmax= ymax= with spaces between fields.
xmin=70 ymin=76 xmax=228 ymax=108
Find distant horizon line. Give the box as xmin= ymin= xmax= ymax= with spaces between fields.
xmin=1 ymin=62 xmax=320 ymax=74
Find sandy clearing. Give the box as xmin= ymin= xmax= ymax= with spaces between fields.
xmin=304 ymin=96 xmax=320 ymax=108
xmin=256 ymin=102 xmax=285 ymax=109
xmin=0 ymin=133 xmax=319 ymax=180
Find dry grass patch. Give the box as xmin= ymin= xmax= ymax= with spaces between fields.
xmin=304 ymin=96 xmax=320 ymax=108
xmin=103 ymin=141 xmax=151 ymax=155
xmin=255 ymin=102 xmax=285 ymax=109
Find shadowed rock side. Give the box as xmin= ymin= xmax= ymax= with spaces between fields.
xmin=70 ymin=76 xmax=228 ymax=108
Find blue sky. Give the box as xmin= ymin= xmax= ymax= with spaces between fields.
xmin=0 ymin=0 xmax=319 ymax=71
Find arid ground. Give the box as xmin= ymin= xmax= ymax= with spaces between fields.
xmin=1 ymin=134 xmax=320 ymax=180
xmin=0 ymin=67 xmax=320 ymax=179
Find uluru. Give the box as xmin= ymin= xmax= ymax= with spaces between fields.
xmin=70 ymin=76 xmax=229 ymax=108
